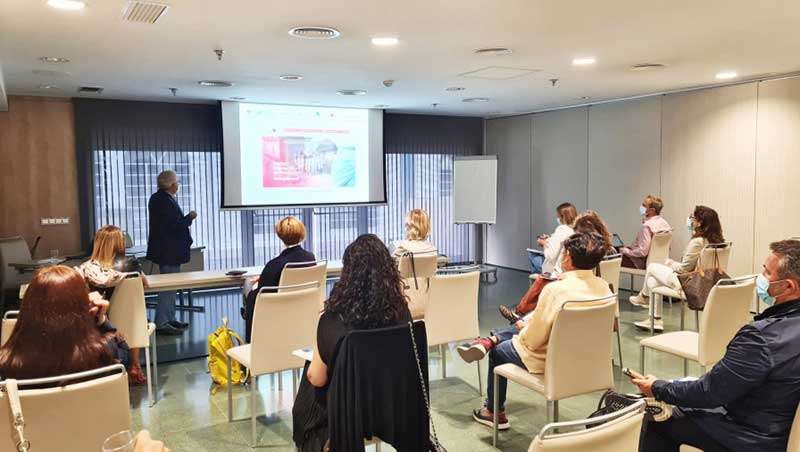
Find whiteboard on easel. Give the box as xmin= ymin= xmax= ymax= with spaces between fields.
xmin=453 ymin=155 xmax=497 ymax=224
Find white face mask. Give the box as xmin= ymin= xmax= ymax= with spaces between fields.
xmin=639 ymin=205 xmax=647 ymax=217
xmin=556 ymin=218 xmax=561 ymax=226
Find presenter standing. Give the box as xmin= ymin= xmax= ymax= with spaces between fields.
xmin=146 ymin=170 xmax=197 ymax=335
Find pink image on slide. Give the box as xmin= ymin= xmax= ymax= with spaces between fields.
xmin=261 ymin=135 xmax=339 ymax=188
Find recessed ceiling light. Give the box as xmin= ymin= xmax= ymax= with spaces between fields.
xmin=371 ymin=36 xmax=399 ymax=47
xmin=47 ymin=0 xmax=86 ymax=10
xmin=279 ymin=74 xmax=303 ymax=81
xmin=337 ymin=89 xmax=366 ymax=96
xmin=198 ymin=80 xmax=233 ymax=87
xmin=630 ymin=63 xmax=665 ymax=71
xmin=445 ymin=87 xmax=465 ymax=92
xmin=463 ymin=97 xmax=489 ymax=103
xmin=572 ymin=56 xmax=596 ymax=66
xmin=374 ymin=104 xmax=389 ymax=108
xmin=40 ymin=56 xmax=70 ymax=63
xmin=474 ymin=47 xmax=513 ymax=56
xmin=38 ymin=84 xmax=56 ymax=90
xmin=716 ymin=71 xmax=738 ymax=80
xmin=230 ymin=97 xmax=246 ymax=100
xmin=288 ymin=26 xmax=341 ymax=40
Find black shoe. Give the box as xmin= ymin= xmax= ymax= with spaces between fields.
xmin=168 ymin=320 xmax=189 ymax=330
xmin=498 ymin=305 xmax=521 ymax=324
xmin=240 ymin=307 xmax=247 ymax=320
xmin=156 ymin=324 xmax=185 ymax=335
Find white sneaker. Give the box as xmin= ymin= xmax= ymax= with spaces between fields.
xmin=629 ymin=294 xmax=649 ymax=308
xmin=634 ymin=318 xmax=664 ymax=332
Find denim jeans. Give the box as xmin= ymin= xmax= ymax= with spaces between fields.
xmin=484 ymin=335 xmax=526 ymax=412
xmin=528 ymin=253 xmax=544 ymax=274
xmin=155 ymin=263 xmax=181 ymax=327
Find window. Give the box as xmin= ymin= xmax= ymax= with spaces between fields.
xmin=92 ymin=150 xmax=474 ymax=268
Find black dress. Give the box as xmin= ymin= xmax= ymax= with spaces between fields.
xmin=292 ymin=309 xmax=411 ymax=452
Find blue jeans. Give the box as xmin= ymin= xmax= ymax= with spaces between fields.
xmin=528 ymin=253 xmax=544 ymax=274
xmin=155 ymin=263 xmax=181 ymax=327
xmin=484 ymin=332 xmax=526 ymax=412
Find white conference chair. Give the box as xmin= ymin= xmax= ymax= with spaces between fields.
xmin=647 ymin=243 xmax=733 ymax=334
xmin=598 ymin=254 xmax=624 ymax=367
xmin=620 ymin=232 xmax=672 ymax=291
xmin=107 ymin=274 xmax=158 ymax=407
xmin=641 ymin=275 xmax=755 ymax=376
xmin=227 ymin=281 xmax=320 ymax=447
xmin=0 ymin=364 xmax=131 ymax=452
xmin=493 ymin=295 xmax=618 ymax=447
xmin=280 ymin=260 xmax=328 ymax=305
xmin=397 ymin=250 xmax=439 ymax=319
xmin=1 ymin=310 xmax=19 ymax=346
xmin=528 ymin=400 xmax=646 ymax=452
xmin=425 ymin=267 xmax=481 ymax=393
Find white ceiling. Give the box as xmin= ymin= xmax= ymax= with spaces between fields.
xmin=1 ymin=0 xmax=799 ymax=117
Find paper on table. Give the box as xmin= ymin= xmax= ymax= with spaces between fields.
xmin=292 ymin=348 xmax=313 ymax=362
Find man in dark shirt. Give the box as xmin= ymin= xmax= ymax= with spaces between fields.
xmin=243 ymin=216 xmax=315 ymax=342
xmin=146 ymin=170 xmax=196 ymax=335
xmin=634 ymin=239 xmax=800 ymax=452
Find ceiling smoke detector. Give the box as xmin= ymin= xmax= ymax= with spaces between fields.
xmin=198 ymin=80 xmax=233 ymax=87
xmin=630 ymin=63 xmax=666 ymax=71
xmin=288 ymin=26 xmax=341 ymax=40
xmin=337 ymin=89 xmax=366 ymax=96
xmin=474 ymin=47 xmax=513 ymax=56
xmin=122 ymin=0 xmax=169 ymax=23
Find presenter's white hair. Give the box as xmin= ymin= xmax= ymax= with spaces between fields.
xmin=157 ymin=170 xmax=178 ymax=190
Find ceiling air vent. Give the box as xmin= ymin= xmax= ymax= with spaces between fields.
xmin=122 ymin=1 xmax=169 ymax=24
xmin=78 ymin=86 xmax=104 ymax=94
xmin=288 ymin=26 xmax=341 ymax=40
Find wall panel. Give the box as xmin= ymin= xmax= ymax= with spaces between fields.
xmin=661 ymin=84 xmax=758 ymax=275
xmin=531 ymin=108 xmax=588 ymax=243
xmin=754 ymin=77 xmax=800 ymax=269
xmin=485 ymin=115 xmax=532 ymax=270
xmin=587 ymin=97 xmax=662 ymax=243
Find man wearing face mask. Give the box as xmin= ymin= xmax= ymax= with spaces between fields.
xmin=632 ymin=239 xmax=800 ymax=452
xmin=620 ymin=195 xmax=672 ymax=270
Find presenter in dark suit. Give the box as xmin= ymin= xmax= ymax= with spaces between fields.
xmin=243 ymin=216 xmax=315 ymax=342
xmin=146 ymin=170 xmax=197 ymax=335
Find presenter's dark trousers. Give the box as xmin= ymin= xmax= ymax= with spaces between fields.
xmin=640 ymin=408 xmax=731 ymax=452
xmin=155 ymin=263 xmax=181 ymax=327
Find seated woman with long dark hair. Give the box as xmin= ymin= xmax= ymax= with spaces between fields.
xmin=0 ymin=265 xmax=129 ymax=379
xmin=292 ymin=234 xmax=412 ymax=452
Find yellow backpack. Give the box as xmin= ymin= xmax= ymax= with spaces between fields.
xmin=208 ymin=317 xmax=248 ymax=394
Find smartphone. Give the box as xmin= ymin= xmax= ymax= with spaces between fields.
xmin=540 ymin=272 xmax=557 ymax=281
xmin=622 ymin=367 xmax=644 ymax=380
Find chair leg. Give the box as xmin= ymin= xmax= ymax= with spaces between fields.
xmin=251 ymin=374 xmax=257 ymax=448
xmin=278 ymin=371 xmax=283 ymax=392
xmin=648 ymin=293 xmax=655 ymax=335
xmin=640 ymin=346 xmax=645 ymax=374
xmin=440 ymin=344 xmax=446 ymax=380
xmin=152 ymin=332 xmax=158 ymax=405
xmin=492 ymin=372 xmax=499 ymax=448
xmin=375 ymin=441 xmax=381 ymax=452
xmin=145 ymin=343 xmax=153 ymax=408
xmin=547 ymin=400 xmax=557 ymax=423
xmin=681 ymin=301 xmax=686 ymax=330
xmin=695 ymin=311 xmax=700 ymax=331
xmin=683 ymin=358 xmax=688 ymax=377
xmin=616 ymin=329 xmax=624 ymax=369
xmin=292 ymin=368 xmax=298 ymax=398
xmin=476 ymin=360 xmax=483 ymax=396
xmin=227 ymin=356 xmax=233 ymax=422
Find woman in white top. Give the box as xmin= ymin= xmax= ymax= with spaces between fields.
xmin=629 ymin=205 xmax=725 ymax=332
xmin=392 ymin=208 xmax=436 ymax=257
xmin=529 ymin=202 xmax=578 ymax=275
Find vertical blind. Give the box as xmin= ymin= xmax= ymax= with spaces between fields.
xmin=77 ymin=100 xmax=483 ymax=268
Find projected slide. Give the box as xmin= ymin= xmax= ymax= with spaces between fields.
xmin=222 ymin=102 xmax=384 ymax=208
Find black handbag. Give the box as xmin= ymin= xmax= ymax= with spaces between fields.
xmin=587 ymin=390 xmax=671 ymax=429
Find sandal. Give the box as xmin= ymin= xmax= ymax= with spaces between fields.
xmin=128 ymin=366 xmax=147 ymax=386
xmin=498 ymin=305 xmax=521 ymax=324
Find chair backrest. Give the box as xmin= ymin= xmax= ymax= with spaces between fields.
xmin=397 ymin=251 xmax=439 ymax=281
xmin=528 ymin=400 xmax=645 ymax=452
xmin=645 ymin=232 xmax=672 ymax=267
xmin=425 ymin=269 xmax=480 ymax=346
xmin=0 ymin=236 xmax=31 ymax=290
xmin=108 ymin=274 xmax=149 ymax=348
xmin=250 ymin=282 xmax=321 ymax=374
xmin=787 ymin=403 xmax=800 ymax=452
xmin=278 ymin=260 xmax=328 ymax=304
xmin=698 ymin=276 xmax=756 ymax=366
xmin=696 ymin=242 xmax=732 ymax=273
xmin=1 ymin=310 xmax=19 ymax=346
xmin=598 ymin=255 xmax=622 ymax=294
xmin=544 ymin=295 xmax=617 ymax=400
xmin=0 ymin=364 xmax=131 ymax=452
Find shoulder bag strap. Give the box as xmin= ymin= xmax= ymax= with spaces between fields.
xmin=408 ymin=322 xmax=441 ymax=448
xmin=4 ymin=380 xmax=30 ymax=452
xmin=402 ymin=251 xmax=420 ymax=290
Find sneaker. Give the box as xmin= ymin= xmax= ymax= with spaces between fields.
xmin=634 ymin=318 xmax=664 ymax=332
xmin=472 ymin=407 xmax=510 ymax=430
xmin=168 ymin=320 xmax=190 ymax=330
xmin=457 ymin=338 xmax=495 ymax=363
xmin=498 ymin=305 xmax=521 ymax=324
xmin=629 ymin=294 xmax=649 ymax=308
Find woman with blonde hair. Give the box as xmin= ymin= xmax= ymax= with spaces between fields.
xmin=392 ymin=208 xmax=436 ymax=257
xmin=76 ymin=225 xmax=148 ymax=384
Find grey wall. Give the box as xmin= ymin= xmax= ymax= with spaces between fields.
xmin=486 ymin=76 xmax=800 ymax=273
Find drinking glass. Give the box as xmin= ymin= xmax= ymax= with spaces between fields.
xmin=102 ymin=430 xmax=135 ymax=452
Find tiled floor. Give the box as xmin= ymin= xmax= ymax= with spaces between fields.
xmin=131 ymin=267 xmax=703 ymax=451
